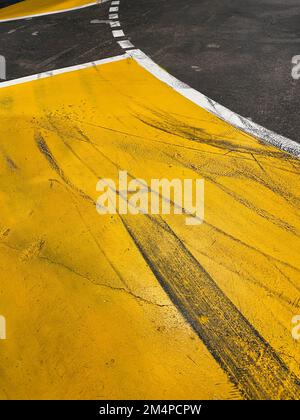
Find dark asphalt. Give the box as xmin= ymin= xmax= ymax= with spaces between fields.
xmin=120 ymin=0 xmax=300 ymax=142
xmin=0 ymin=3 xmax=123 ymax=79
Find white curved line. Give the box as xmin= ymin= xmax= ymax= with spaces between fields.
xmin=0 ymin=0 xmax=109 ymax=23
xmin=127 ymin=49 xmax=300 ymax=158
xmin=1 ymin=0 xmax=299 ymax=158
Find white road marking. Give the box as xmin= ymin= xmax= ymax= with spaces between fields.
xmin=109 ymin=7 xmax=119 ymax=12
xmin=111 ymin=1 xmax=120 ymax=4
xmin=110 ymin=21 xmax=121 ymax=27
xmin=109 ymin=13 xmax=118 ymax=19
xmin=118 ymin=40 xmax=134 ymax=49
xmin=0 ymin=1 xmax=110 ymax=23
xmin=0 ymin=54 xmax=127 ymax=89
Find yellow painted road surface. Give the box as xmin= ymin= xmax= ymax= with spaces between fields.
xmin=0 ymin=57 xmax=300 ymax=399
xmin=0 ymin=0 xmax=96 ymax=21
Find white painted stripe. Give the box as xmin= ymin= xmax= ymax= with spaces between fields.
xmin=0 ymin=1 xmax=109 ymax=23
xmin=112 ymin=29 xmax=125 ymax=38
xmin=127 ymin=49 xmax=300 ymax=157
xmin=0 ymin=54 xmax=127 ymax=89
xmin=111 ymin=1 xmax=120 ymax=4
xmin=110 ymin=20 xmax=120 ymax=27
xmin=109 ymin=6 xmax=118 ymax=12
xmin=109 ymin=13 xmax=118 ymax=19
xmin=118 ymin=40 xmax=134 ymax=49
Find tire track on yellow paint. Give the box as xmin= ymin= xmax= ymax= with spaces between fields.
xmin=0 ymin=0 xmax=102 ymax=22
xmin=121 ymin=214 xmax=300 ymax=400
xmin=35 ymin=128 xmax=300 ymax=400
xmin=99 ymin=0 xmax=300 ymax=398
xmin=0 ymin=4 xmax=123 ymax=81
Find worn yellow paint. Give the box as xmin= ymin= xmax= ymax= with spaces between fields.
xmin=0 ymin=57 xmax=299 ymax=399
xmin=0 ymin=0 xmax=96 ymax=21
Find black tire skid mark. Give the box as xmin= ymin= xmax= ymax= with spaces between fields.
xmin=36 ymin=132 xmax=300 ymax=400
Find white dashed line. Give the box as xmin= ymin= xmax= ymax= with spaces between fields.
xmin=111 ymin=1 xmax=120 ymax=4
xmin=0 ymin=54 xmax=127 ymax=88
xmin=109 ymin=14 xmax=119 ymax=19
xmin=109 ymin=7 xmax=119 ymax=12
